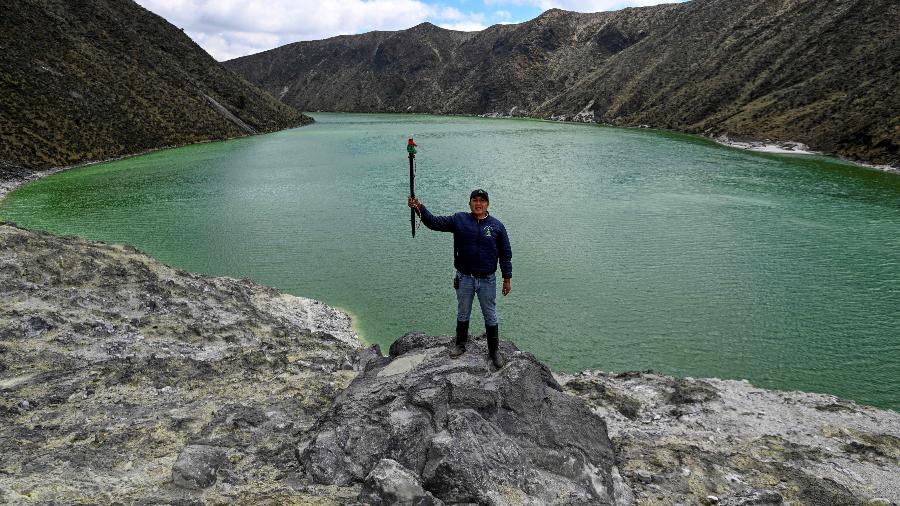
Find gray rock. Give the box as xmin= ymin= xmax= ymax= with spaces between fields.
xmin=387 ymin=332 xmax=451 ymax=357
xmin=24 ymin=315 xmax=52 ymax=338
xmin=563 ymin=369 xmax=900 ymax=504
xmin=5 ymin=223 xmax=900 ymax=504
xmin=171 ymin=445 xmax=227 ymax=490
xmin=360 ymin=459 xmax=443 ymax=505
xmin=719 ymin=488 xmax=783 ymax=506
xmin=300 ymin=332 xmax=633 ymax=505
xmin=634 ymin=469 xmax=652 ymax=483
xmin=353 ymin=345 xmax=389 ymax=373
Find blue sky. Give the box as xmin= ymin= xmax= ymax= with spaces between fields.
xmin=135 ymin=0 xmax=687 ymax=61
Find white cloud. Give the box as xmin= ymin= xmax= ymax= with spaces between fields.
xmin=137 ymin=0 xmax=440 ymax=60
xmin=483 ymin=0 xmax=684 ymax=11
xmin=135 ymin=0 xmax=685 ymax=60
xmin=438 ymin=20 xmax=489 ymax=31
xmin=436 ymin=10 xmax=487 ymax=31
xmin=141 ymin=0 xmax=433 ymax=34
xmin=537 ymin=0 xmax=680 ymax=9
xmin=438 ymin=6 xmax=466 ymax=19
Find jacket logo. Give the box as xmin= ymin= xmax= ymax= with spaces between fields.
xmin=484 ymin=226 xmax=493 ymax=238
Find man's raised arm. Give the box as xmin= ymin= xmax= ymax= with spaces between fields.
xmin=408 ymin=197 xmax=455 ymax=232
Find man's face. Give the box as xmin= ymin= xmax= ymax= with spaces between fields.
xmin=469 ymin=196 xmax=489 ymax=216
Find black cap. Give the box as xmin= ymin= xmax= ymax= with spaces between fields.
xmin=470 ymin=189 xmax=489 ymax=202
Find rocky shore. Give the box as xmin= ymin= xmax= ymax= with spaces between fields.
xmin=2 ymin=222 xmax=898 ymax=505
xmin=0 ymin=161 xmax=70 ymax=202
xmin=0 ymin=223 xmax=359 ymax=504
xmin=558 ymin=371 xmax=899 ymax=505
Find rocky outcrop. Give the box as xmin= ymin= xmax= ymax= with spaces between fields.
xmin=0 ymin=223 xmax=358 ymax=503
xmin=560 ymin=370 xmax=900 ymax=505
xmin=0 ymin=0 xmax=311 ymax=178
xmin=360 ymin=459 xmax=444 ymax=505
xmin=1 ymin=222 xmax=898 ymax=504
xmin=226 ymin=0 xmax=900 ymax=166
xmin=299 ymin=332 xmax=633 ymax=505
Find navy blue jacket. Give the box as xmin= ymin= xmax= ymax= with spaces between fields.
xmin=419 ymin=205 xmax=512 ymax=279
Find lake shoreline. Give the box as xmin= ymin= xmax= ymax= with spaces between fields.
xmin=314 ymin=109 xmax=900 ymax=173
xmin=468 ymin=110 xmax=900 ymax=174
xmin=710 ymin=134 xmax=900 ymax=174
xmin=0 ymin=134 xmax=281 ymax=202
xmin=2 ymin=113 xmax=898 ymax=412
xmin=2 ymin=222 xmax=898 ymax=503
xmin=3 ymin=113 xmax=897 ymax=204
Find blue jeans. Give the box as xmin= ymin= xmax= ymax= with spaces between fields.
xmin=456 ymin=271 xmax=498 ymax=326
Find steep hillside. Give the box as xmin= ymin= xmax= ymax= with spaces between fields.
xmin=0 ymin=0 xmax=311 ymax=176
xmin=226 ymin=0 xmax=899 ymax=166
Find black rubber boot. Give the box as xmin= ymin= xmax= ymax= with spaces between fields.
xmin=486 ymin=324 xmax=504 ymax=369
xmin=449 ymin=320 xmax=468 ymax=358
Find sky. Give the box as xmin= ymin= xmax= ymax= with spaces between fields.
xmin=135 ymin=0 xmax=688 ymax=61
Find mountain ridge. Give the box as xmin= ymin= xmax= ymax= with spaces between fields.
xmin=225 ymin=0 xmax=899 ymax=166
xmin=0 ymin=0 xmax=311 ymax=177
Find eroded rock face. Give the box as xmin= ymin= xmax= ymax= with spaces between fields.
xmin=172 ymin=444 xmax=228 ymax=490
xmin=299 ymin=332 xmax=634 ymax=505
xmin=0 ymin=224 xmax=360 ymax=503
xmin=360 ymin=458 xmax=444 ymax=506
xmin=5 ymin=221 xmax=898 ymax=504
xmin=560 ymin=370 xmax=900 ymax=505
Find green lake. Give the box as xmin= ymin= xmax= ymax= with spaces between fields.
xmin=2 ymin=113 xmax=899 ymax=410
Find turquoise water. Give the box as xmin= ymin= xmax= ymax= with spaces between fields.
xmin=2 ymin=113 xmax=899 ymax=410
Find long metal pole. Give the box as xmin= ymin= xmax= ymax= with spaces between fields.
xmin=409 ymin=153 xmax=416 ymax=237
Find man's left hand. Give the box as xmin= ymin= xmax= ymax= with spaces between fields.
xmin=502 ymin=278 xmax=511 ymax=296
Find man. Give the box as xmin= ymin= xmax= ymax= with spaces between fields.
xmin=407 ymin=189 xmax=512 ymax=368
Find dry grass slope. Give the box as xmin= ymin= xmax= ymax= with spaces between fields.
xmin=226 ymin=0 xmax=899 ymax=166
xmin=0 ymin=0 xmax=311 ymax=177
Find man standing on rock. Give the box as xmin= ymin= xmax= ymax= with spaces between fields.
xmin=407 ymin=189 xmax=512 ymax=368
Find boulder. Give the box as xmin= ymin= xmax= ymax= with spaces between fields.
xmin=720 ymin=488 xmax=783 ymax=506
xmin=299 ymin=332 xmax=633 ymax=505
xmin=171 ymin=444 xmax=227 ymax=490
xmin=24 ymin=315 xmax=52 ymax=338
xmin=360 ymin=458 xmax=444 ymax=506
